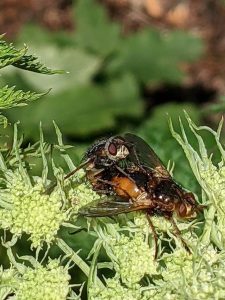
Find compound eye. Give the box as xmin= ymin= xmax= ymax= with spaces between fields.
xmin=108 ymin=143 xmax=117 ymax=156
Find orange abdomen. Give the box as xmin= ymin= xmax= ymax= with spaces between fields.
xmin=111 ymin=176 xmax=141 ymax=199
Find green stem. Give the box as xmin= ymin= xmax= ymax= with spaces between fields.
xmin=200 ymin=205 xmax=215 ymax=246
xmin=56 ymin=238 xmax=104 ymax=289
xmin=87 ymin=240 xmax=103 ymax=298
xmin=210 ymin=221 xmax=223 ymax=250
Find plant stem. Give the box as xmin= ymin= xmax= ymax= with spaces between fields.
xmin=56 ymin=238 xmax=104 ymax=289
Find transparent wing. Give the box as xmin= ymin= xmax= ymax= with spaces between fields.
xmin=78 ymin=199 xmax=151 ymax=217
xmin=123 ymin=133 xmax=170 ymax=178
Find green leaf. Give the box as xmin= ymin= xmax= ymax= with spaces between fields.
xmin=0 ymin=36 xmax=28 ymax=69
xmin=0 ymin=85 xmax=48 ymax=109
xmin=203 ymin=95 xmax=225 ymax=114
xmin=75 ymin=0 xmax=121 ymax=55
xmin=12 ymin=53 xmax=64 ymax=75
xmin=106 ymin=30 xmax=203 ymax=84
xmin=0 ymin=35 xmax=62 ymax=74
xmin=6 ymin=74 xmax=143 ymax=138
xmin=18 ymin=24 xmax=75 ymax=48
xmin=3 ymin=47 xmax=101 ymax=94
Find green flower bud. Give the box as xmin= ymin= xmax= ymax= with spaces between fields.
xmin=89 ymin=278 xmax=143 ymax=300
xmin=133 ymin=212 xmax=150 ymax=234
xmin=0 ymin=169 xmax=69 ymax=247
xmin=70 ymin=181 xmax=101 ymax=214
xmin=110 ymin=233 xmax=157 ymax=285
xmin=161 ymin=249 xmax=192 ymax=283
xmin=0 ymin=267 xmax=18 ymax=299
xmin=16 ymin=260 xmax=70 ymax=300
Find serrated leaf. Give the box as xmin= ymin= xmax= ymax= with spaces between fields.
xmin=0 ymin=114 xmax=8 ymax=127
xmin=75 ymin=0 xmax=121 ymax=55
xmin=7 ymin=46 xmax=101 ymax=94
xmin=0 ymin=85 xmax=48 ymax=110
xmin=0 ymin=37 xmax=28 ymax=69
xmin=106 ymin=30 xmax=203 ymax=84
xmin=0 ymin=35 xmax=62 ymax=75
xmin=12 ymin=53 xmax=64 ymax=74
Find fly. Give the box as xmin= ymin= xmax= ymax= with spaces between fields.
xmin=49 ymin=133 xmax=205 ymax=258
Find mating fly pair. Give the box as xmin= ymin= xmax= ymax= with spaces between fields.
xmin=65 ymin=133 xmax=204 ymax=257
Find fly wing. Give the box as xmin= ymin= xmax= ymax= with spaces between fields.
xmin=123 ymin=133 xmax=171 ymax=178
xmin=78 ymin=199 xmax=151 ymax=217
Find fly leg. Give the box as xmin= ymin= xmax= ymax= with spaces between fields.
xmin=45 ymin=159 xmax=92 ymax=194
xmin=92 ymin=187 xmax=114 ymax=195
xmin=146 ymin=214 xmax=158 ymax=260
xmin=114 ymin=165 xmax=136 ymax=183
xmin=169 ymin=217 xmax=191 ymax=254
xmin=96 ymin=178 xmax=118 ymax=187
xmin=92 ymin=178 xmax=117 ymax=195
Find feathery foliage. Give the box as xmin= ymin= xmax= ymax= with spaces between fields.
xmin=0 ymin=35 xmax=62 ymax=114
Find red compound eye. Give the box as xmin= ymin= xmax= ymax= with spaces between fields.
xmin=108 ymin=143 xmax=117 ymax=156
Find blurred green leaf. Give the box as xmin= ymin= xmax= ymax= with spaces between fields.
xmin=1 ymin=47 xmax=101 ymax=94
xmin=203 ymin=95 xmax=225 ymax=114
xmin=106 ymin=30 xmax=203 ymax=84
xmin=18 ymin=24 xmax=75 ymax=48
xmin=75 ymin=0 xmax=121 ymax=55
xmin=6 ymin=74 xmax=142 ymax=138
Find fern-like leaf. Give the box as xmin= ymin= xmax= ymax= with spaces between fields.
xmin=0 ymin=85 xmax=49 ymax=109
xmin=12 ymin=53 xmax=64 ymax=75
xmin=0 ymin=35 xmax=63 ymax=74
xmin=0 ymin=36 xmax=28 ymax=68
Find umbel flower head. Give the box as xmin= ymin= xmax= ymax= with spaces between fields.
xmin=14 ymin=259 xmax=71 ymax=300
xmin=0 ymin=168 xmax=69 ymax=247
xmin=89 ymin=278 xmax=145 ymax=300
xmin=110 ymin=232 xmax=157 ymax=286
xmin=94 ymin=221 xmax=157 ymax=287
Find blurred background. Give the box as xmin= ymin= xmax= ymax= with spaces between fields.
xmin=1 ymin=0 xmax=225 ymax=188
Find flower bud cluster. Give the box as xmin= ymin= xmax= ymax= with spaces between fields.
xmin=199 ymin=162 xmax=225 ymax=243
xmin=200 ymin=163 xmax=225 ymax=208
xmin=15 ymin=260 xmax=70 ymax=300
xmin=68 ymin=172 xmax=101 ymax=214
xmin=68 ymin=169 xmax=101 ymax=213
xmin=0 ymin=267 xmax=18 ymax=298
xmin=109 ymin=232 xmax=157 ymax=286
xmin=89 ymin=278 xmax=143 ymax=300
xmin=0 ymin=169 xmax=68 ymax=247
xmin=151 ymin=245 xmax=224 ymax=299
